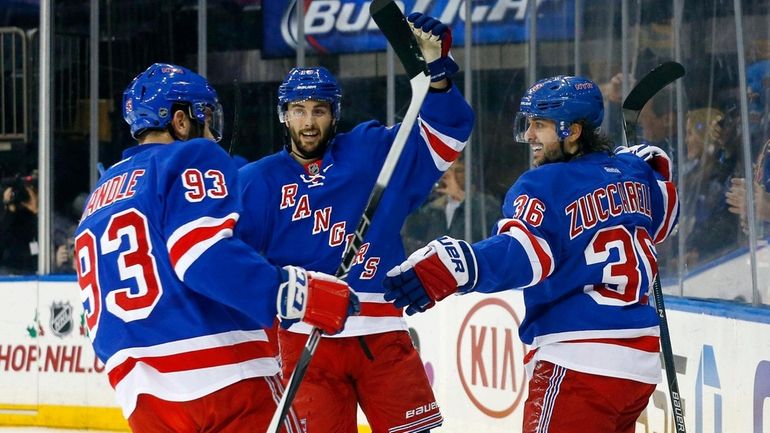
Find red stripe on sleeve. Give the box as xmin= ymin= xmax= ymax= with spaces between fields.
xmin=420 ymin=121 xmax=460 ymax=163
xmin=654 ymin=181 xmax=678 ymax=243
xmin=169 ymin=218 xmax=237 ymax=268
xmin=500 ymin=219 xmax=554 ymax=282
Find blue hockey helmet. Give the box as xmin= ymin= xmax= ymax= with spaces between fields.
xmin=277 ymin=67 xmax=342 ymax=122
xmin=123 ymin=63 xmax=224 ymax=141
xmin=513 ymin=75 xmax=604 ymax=141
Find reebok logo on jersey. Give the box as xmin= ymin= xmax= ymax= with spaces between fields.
xmin=604 ymin=166 xmax=621 ymax=174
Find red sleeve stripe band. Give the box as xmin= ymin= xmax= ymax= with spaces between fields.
xmin=167 ymin=213 xmax=239 ymax=280
xmin=418 ymin=117 xmax=466 ymax=171
xmin=497 ymin=218 xmax=555 ymax=287
xmin=653 ymin=180 xmax=679 ymax=243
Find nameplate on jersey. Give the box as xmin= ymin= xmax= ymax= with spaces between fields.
xmin=565 ymin=181 xmax=652 ymax=239
xmin=83 ymin=169 xmax=145 ymax=218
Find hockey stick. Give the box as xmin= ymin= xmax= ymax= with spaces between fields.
xmin=621 ymin=61 xmax=687 ymax=433
xmin=227 ymin=78 xmax=241 ymax=156
xmin=621 ymin=61 xmax=685 ymax=147
xmin=265 ymin=2 xmax=431 ymax=432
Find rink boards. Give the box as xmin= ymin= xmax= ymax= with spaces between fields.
xmin=0 ymin=278 xmax=768 ymax=432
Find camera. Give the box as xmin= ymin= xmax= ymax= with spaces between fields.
xmin=1 ymin=174 xmax=33 ymax=207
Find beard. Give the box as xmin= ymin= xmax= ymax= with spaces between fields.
xmin=288 ymin=125 xmax=334 ymax=160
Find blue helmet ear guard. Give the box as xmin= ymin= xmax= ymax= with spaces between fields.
xmin=122 ymin=63 xmax=224 ymax=141
xmin=517 ymin=75 xmax=604 ymax=140
xmin=277 ymin=67 xmax=342 ymax=122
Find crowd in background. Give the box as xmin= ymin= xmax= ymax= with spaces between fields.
xmin=2 ymin=0 xmax=770 ymax=305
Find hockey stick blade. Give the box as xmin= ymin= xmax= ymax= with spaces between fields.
xmin=370 ymin=0 xmax=430 ymax=80
xmin=621 ymin=61 xmax=685 ymax=147
xmin=265 ymin=2 xmax=431 ymax=432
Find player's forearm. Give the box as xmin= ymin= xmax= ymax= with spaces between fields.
xmin=182 ymin=238 xmax=281 ymax=327
xmin=420 ymin=84 xmax=474 ymax=134
xmin=471 ymin=234 xmax=552 ymax=294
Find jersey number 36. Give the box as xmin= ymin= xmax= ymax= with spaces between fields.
xmin=584 ymin=226 xmax=657 ymax=306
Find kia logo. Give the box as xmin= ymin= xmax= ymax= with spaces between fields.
xmin=456 ymin=298 xmax=527 ymax=418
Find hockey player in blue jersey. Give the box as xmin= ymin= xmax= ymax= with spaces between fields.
xmin=383 ymin=75 xmax=679 ymax=433
xmin=73 ymin=63 xmax=359 ymax=433
xmin=238 ymin=13 xmax=473 ymax=433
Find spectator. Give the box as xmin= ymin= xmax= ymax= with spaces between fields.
xmin=53 ymin=192 xmax=88 ymax=274
xmin=725 ymin=138 xmax=770 ymax=234
xmin=0 ymin=173 xmax=38 ymax=274
xmin=402 ymin=159 xmax=501 ymax=254
xmin=680 ymin=107 xmax=737 ymax=267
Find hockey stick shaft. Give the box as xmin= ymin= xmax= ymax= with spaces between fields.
xmin=621 ymin=61 xmax=686 ymax=433
xmin=266 ymin=2 xmax=431 ymax=431
xmin=228 ymin=78 xmax=241 ymax=156
xmin=652 ymin=277 xmax=687 ymax=433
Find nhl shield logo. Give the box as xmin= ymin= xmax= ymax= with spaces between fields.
xmin=50 ymin=301 xmax=74 ymax=338
xmin=307 ymin=161 xmax=320 ymax=175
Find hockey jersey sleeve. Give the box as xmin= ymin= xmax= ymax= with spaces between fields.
xmin=469 ymin=173 xmax=561 ymax=294
xmin=615 ymin=152 xmax=679 ymax=244
xmin=414 ymin=85 xmax=474 ymax=174
xmin=372 ymin=84 xmax=475 ymax=214
xmin=159 ymin=139 xmax=281 ymax=326
xmin=648 ymin=171 xmax=679 ymax=244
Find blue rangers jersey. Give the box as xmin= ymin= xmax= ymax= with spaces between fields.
xmin=74 ymin=138 xmax=283 ymax=417
xmin=470 ymin=151 xmax=679 ymax=384
xmin=239 ymin=85 xmax=474 ymax=337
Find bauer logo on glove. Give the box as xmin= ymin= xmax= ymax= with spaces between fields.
xmin=383 ymin=236 xmax=478 ymax=315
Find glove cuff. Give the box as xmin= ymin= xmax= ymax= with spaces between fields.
xmin=428 ymin=55 xmax=459 ymax=82
xmin=303 ymin=275 xmax=355 ymax=335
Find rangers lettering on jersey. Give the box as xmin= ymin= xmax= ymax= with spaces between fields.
xmin=279 ymin=182 xmax=380 ymax=272
xmin=565 ymin=180 xmax=652 ymax=239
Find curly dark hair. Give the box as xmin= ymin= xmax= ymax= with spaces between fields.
xmin=575 ymin=119 xmax=613 ymax=155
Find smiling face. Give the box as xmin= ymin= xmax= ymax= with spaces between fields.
xmin=523 ymin=117 xmax=563 ymax=167
xmin=284 ymin=100 xmax=335 ymax=163
xmin=520 ymin=117 xmax=583 ymax=167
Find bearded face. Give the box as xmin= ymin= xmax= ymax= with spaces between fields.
xmin=284 ymin=100 xmax=335 ymax=161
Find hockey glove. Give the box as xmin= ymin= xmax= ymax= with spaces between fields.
xmin=616 ymin=144 xmax=673 ymax=181
xmin=407 ymin=12 xmax=459 ymax=82
xmin=383 ymin=236 xmax=477 ymax=315
xmin=277 ymin=266 xmax=360 ymax=335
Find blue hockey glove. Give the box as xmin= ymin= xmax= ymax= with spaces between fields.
xmin=383 ymin=236 xmax=477 ymax=315
xmin=407 ymin=12 xmax=459 ymax=82
xmin=616 ymin=143 xmax=672 ymax=181
xmin=277 ymin=266 xmax=360 ymax=334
